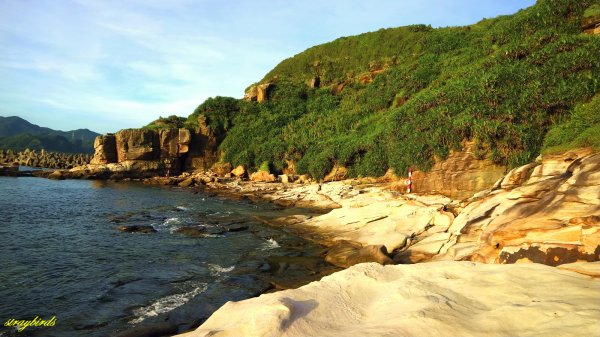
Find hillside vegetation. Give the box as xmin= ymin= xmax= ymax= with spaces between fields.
xmin=0 ymin=116 xmax=99 ymax=154
xmin=192 ymin=0 xmax=600 ymax=179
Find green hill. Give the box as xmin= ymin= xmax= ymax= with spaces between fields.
xmin=0 ymin=116 xmax=99 ymax=154
xmin=190 ymin=0 xmax=600 ymax=179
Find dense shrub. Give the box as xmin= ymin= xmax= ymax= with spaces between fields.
xmin=195 ymin=0 xmax=600 ymax=179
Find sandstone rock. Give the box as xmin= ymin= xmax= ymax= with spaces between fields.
xmin=250 ymin=171 xmax=276 ymax=183
xmin=449 ymin=151 xmax=600 ymax=266
xmin=411 ymin=141 xmax=506 ymax=199
xmin=283 ymin=159 xmax=296 ymax=175
xmin=48 ymin=170 xmax=65 ymax=180
xmin=323 ymin=165 xmax=348 ymax=182
xmin=325 ymin=241 xmax=392 ymax=268
xmin=296 ymin=174 xmax=311 ymax=184
xmin=157 ymin=128 xmax=191 ymax=162
xmin=176 ymin=262 xmax=600 ymax=337
xmin=178 ymin=177 xmax=195 ymax=188
xmin=244 ymin=83 xmax=271 ymax=102
xmin=211 ymin=162 xmax=232 ymax=177
xmin=115 ymin=129 xmax=159 ymax=162
xmin=90 ymin=134 xmax=117 ymax=164
xmin=431 ymin=210 xmax=454 ymax=230
xmin=184 ymin=116 xmax=219 ymax=171
xmin=582 ymin=13 xmax=600 ymax=34
xmin=500 ymin=162 xmax=539 ymax=189
xmin=231 ymin=165 xmax=246 ymax=177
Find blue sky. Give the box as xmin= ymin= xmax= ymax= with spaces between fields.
xmin=0 ymin=0 xmax=536 ymax=134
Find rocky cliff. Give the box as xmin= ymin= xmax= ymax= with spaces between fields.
xmin=78 ymin=117 xmax=218 ymax=177
xmin=411 ymin=142 xmax=506 ymax=199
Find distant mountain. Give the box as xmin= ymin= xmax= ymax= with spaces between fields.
xmin=0 ymin=116 xmax=100 ymax=154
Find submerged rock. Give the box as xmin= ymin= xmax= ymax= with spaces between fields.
xmin=116 ymin=225 xmax=157 ymax=234
xmin=226 ymin=224 xmax=250 ymax=232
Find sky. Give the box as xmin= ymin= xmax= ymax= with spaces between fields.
xmin=0 ymin=0 xmax=536 ymax=134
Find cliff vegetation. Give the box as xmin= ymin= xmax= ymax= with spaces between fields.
xmin=203 ymin=0 xmax=599 ymax=180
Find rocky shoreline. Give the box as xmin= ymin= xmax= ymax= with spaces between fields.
xmin=14 ymin=147 xmax=600 ymax=336
xmin=168 ymin=149 xmax=599 ymax=337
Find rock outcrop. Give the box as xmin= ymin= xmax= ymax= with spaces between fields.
xmin=437 ymin=148 xmax=600 ymax=266
xmin=263 ymin=148 xmax=599 ymax=268
xmin=89 ymin=135 xmax=116 ymax=164
xmin=76 ymin=117 xmax=217 ymax=177
xmin=176 ymin=261 xmax=600 ymax=337
xmin=411 ymin=141 xmax=506 ymax=199
xmin=244 ymin=83 xmax=272 ymax=102
xmin=582 ymin=11 xmax=600 ymax=35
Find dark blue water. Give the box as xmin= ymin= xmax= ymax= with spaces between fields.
xmin=0 ymin=177 xmax=334 ymax=337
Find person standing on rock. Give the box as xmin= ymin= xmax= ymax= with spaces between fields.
xmin=405 ymin=167 xmax=413 ymax=193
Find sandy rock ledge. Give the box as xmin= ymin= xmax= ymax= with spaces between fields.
xmin=176 ymin=261 xmax=600 ymax=337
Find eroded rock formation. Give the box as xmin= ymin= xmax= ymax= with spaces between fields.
xmin=243 ymin=83 xmax=272 ymax=102
xmin=411 ymin=142 xmax=506 ymax=199
xmin=77 ymin=117 xmax=217 ymax=177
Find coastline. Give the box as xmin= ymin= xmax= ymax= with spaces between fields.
xmin=12 ymin=148 xmax=600 ymax=336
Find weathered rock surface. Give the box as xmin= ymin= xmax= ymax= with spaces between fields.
xmin=176 ymin=262 xmax=600 ymax=337
xmin=244 ymin=83 xmax=272 ymax=102
xmin=250 ymin=170 xmax=276 ymax=183
xmin=77 ymin=117 xmax=218 ymax=178
xmin=411 ymin=141 xmax=506 ymax=199
xmin=90 ymin=134 xmax=117 ymax=165
xmin=231 ymin=165 xmax=246 ymax=177
xmin=325 ymin=241 xmax=393 ymax=268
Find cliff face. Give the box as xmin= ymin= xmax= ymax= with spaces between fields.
xmin=86 ymin=117 xmax=217 ymax=176
xmin=411 ymin=142 xmax=506 ymax=199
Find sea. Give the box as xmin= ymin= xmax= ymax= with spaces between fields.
xmin=0 ymin=174 xmax=334 ymax=337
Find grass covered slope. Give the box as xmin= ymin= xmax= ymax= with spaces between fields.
xmin=211 ymin=0 xmax=600 ymax=179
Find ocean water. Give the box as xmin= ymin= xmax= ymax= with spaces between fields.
xmin=0 ymin=177 xmax=333 ymax=337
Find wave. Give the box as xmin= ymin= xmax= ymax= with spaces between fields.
xmin=176 ymin=205 xmax=189 ymax=211
xmin=129 ymin=281 xmax=208 ymax=325
xmin=207 ymin=263 xmax=235 ymax=276
xmin=262 ymin=238 xmax=280 ymax=250
xmin=163 ymin=217 xmax=181 ymax=225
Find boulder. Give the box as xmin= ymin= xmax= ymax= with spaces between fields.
xmin=231 ymin=165 xmax=246 ymax=177
xmin=48 ymin=170 xmax=65 ymax=180
xmin=178 ymin=177 xmax=195 ymax=188
xmin=250 ymin=171 xmax=276 ymax=183
xmin=211 ymin=162 xmax=233 ymax=177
